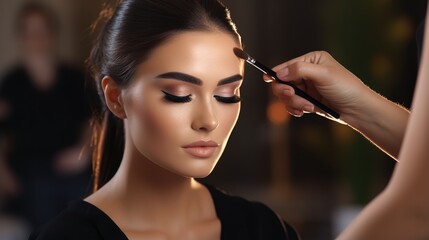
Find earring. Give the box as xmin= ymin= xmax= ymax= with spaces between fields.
xmin=113 ymin=103 xmax=118 ymax=110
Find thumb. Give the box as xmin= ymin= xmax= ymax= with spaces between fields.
xmin=276 ymin=61 xmax=332 ymax=86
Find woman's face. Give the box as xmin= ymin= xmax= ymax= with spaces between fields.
xmin=19 ymin=13 xmax=56 ymax=55
xmin=122 ymin=31 xmax=243 ymax=178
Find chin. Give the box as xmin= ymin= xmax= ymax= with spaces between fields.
xmin=185 ymin=166 xmax=216 ymax=179
xmin=189 ymin=170 xmax=213 ymax=179
xmin=174 ymin=161 xmax=218 ymax=179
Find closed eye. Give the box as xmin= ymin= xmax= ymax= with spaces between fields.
xmin=162 ymin=91 xmax=241 ymax=104
xmin=214 ymin=95 xmax=242 ymax=104
xmin=162 ymin=90 xmax=192 ymax=103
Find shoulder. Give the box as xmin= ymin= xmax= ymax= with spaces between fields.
xmin=58 ymin=63 xmax=84 ymax=76
xmin=0 ymin=66 xmax=29 ymax=101
xmin=205 ymin=184 xmax=300 ymax=240
xmin=1 ymin=66 xmax=26 ymax=89
xmin=30 ymin=200 xmax=127 ymax=240
xmin=1 ymin=65 xmax=25 ymax=80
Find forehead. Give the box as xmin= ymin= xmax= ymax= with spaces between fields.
xmin=137 ymin=31 xmax=243 ymax=80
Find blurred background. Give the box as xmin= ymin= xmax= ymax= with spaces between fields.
xmin=0 ymin=0 xmax=427 ymax=239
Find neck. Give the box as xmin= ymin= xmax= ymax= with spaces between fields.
xmin=115 ymin=148 xmax=197 ymax=204
xmin=23 ymin=54 xmax=57 ymax=91
xmin=100 ymin=141 xmax=209 ymax=232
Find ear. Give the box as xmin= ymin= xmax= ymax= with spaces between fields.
xmin=101 ymin=76 xmax=127 ymax=119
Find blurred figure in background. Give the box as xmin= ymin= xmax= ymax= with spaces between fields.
xmin=0 ymin=2 xmax=91 ymax=236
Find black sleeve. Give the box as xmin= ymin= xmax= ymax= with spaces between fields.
xmin=0 ymin=71 xmax=17 ymax=140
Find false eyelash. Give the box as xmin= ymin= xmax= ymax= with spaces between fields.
xmin=162 ymin=90 xmax=192 ymax=103
xmin=214 ymin=95 xmax=242 ymax=104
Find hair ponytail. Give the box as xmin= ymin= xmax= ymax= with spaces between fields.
xmin=87 ymin=2 xmax=123 ymax=192
xmin=90 ymin=110 xmax=124 ymax=191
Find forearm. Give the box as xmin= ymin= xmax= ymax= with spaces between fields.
xmin=341 ymin=88 xmax=409 ymax=160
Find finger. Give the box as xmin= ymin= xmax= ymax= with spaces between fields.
xmin=263 ymin=74 xmax=275 ymax=83
xmin=272 ymin=83 xmax=314 ymax=111
xmin=272 ymin=51 xmax=329 ymax=72
xmin=279 ymin=93 xmax=314 ymax=113
xmin=272 ymin=55 xmax=307 ymax=72
xmin=271 ymin=82 xmax=315 ymax=111
xmin=271 ymin=82 xmax=295 ymax=98
xmin=289 ymin=108 xmax=304 ymax=117
xmin=277 ymin=61 xmax=331 ymax=87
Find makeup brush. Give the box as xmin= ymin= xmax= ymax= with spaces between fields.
xmin=233 ymin=47 xmax=340 ymax=119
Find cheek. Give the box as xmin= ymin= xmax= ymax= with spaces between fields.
xmin=127 ymin=96 xmax=190 ymax=149
xmin=217 ymin=103 xmax=241 ymax=137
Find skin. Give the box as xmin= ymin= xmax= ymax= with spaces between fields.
xmin=19 ymin=12 xmax=58 ymax=91
xmin=86 ymin=31 xmax=243 ymax=240
xmin=19 ymin=13 xmax=56 ymax=58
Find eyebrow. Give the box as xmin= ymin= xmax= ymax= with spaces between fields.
xmin=155 ymin=72 xmax=243 ymax=86
xmin=217 ymin=74 xmax=243 ymax=86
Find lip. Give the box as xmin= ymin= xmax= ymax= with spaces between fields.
xmin=182 ymin=140 xmax=219 ymax=158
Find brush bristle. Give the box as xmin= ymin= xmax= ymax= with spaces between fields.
xmin=233 ymin=47 xmax=249 ymax=60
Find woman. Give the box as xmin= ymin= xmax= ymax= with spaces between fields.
xmin=31 ymin=0 xmax=299 ymax=239
xmin=0 ymin=2 xmax=90 ymax=229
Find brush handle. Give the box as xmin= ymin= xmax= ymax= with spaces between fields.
xmin=253 ymin=59 xmax=340 ymax=119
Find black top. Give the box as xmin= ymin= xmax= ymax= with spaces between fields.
xmin=30 ymin=184 xmax=300 ymax=240
xmin=0 ymin=64 xmax=90 ymax=176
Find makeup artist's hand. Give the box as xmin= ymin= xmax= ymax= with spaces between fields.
xmin=268 ymin=51 xmax=409 ymax=159
xmin=0 ymin=157 xmax=21 ymax=197
xmin=265 ymin=51 xmax=371 ymax=121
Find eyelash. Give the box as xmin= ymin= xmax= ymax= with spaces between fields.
xmin=162 ymin=90 xmax=192 ymax=103
xmin=161 ymin=91 xmax=241 ymax=104
xmin=214 ymin=95 xmax=242 ymax=104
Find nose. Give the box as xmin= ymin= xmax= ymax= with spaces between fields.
xmin=191 ymin=100 xmax=219 ymax=132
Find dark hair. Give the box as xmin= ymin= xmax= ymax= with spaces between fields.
xmin=15 ymin=2 xmax=59 ymax=34
xmin=88 ymin=0 xmax=241 ymax=191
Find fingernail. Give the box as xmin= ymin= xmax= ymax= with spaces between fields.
xmin=293 ymin=110 xmax=303 ymax=117
xmin=277 ymin=67 xmax=290 ymax=78
xmin=303 ymin=105 xmax=314 ymax=112
xmin=282 ymin=89 xmax=293 ymax=96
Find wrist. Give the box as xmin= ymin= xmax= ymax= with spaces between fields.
xmin=340 ymin=86 xmax=385 ymax=131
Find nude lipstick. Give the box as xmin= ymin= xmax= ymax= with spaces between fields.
xmin=182 ymin=140 xmax=219 ymax=158
xmin=233 ymin=47 xmax=340 ymax=119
